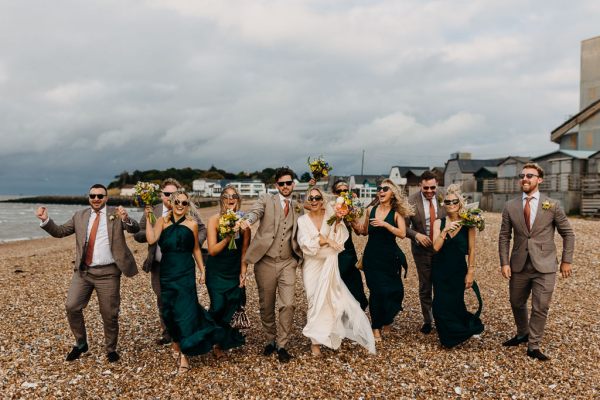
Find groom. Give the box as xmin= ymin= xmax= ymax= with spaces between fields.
xmin=36 ymin=184 xmax=139 ymax=363
xmin=498 ymin=163 xmax=574 ymax=361
xmin=240 ymin=167 xmax=303 ymax=363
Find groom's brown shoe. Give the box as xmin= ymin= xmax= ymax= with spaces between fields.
xmin=502 ymin=334 xmax=528 ymax=346
xmin=527 ymin=349 xmax=550 ymax=361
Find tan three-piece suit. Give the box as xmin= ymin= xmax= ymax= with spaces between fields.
xmin=498 ymin=193 xmax=574 ymax=350
xmin=42 ymin=207 xmax=139 ymax=353
xmin=244 ymin=193 xmax=303 ymax=349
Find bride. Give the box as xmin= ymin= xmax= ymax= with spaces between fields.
xmin=297 ymin=187 xmax=376 ymax=356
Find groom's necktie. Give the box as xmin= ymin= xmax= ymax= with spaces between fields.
xmin=284 ymin=199 xmax=290 ymax=217
xmin=84 ymin=210 xmax=101 ymax=266
xmin=428 ymin=199 xmax=435 ymax=240
xmin=523 ymin=196 xmax=532 ymax=231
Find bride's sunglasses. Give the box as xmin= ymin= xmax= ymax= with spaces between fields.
xmin=443 ymin=199 xmax=460 ymax=205
xmin=307 ymin=195 xmax=323 ymax=202
xmin=173 ymin=199 xmax=190 ymax=206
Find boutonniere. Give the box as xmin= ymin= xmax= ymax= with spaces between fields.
xmin=541 ymin=200 xmax=554 ymax=210
xmin=294 ymin=203 xmax=302 ymax=213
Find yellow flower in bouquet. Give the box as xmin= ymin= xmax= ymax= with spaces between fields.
xmin=458 ymin=207 xmax=485 ymax=231
xmin=133 ymin=181 xmax=160 ymax=224
xmin=218 ymin=210 xmax=244 ymax=250
xmin=308 ymin=156 xmax=333 ymax=180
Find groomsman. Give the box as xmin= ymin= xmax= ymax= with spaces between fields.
xmin=134 ymin=178 xmax=206 ymax=345
xmin=499 ymin=163 xmax=575 ymax=361
xmin=240 ymin=167 xmax=303 ymax=363
xmin=36 ymin=184 xmax=139 ymax=363
xmin=406 ymin=171 xmax=445 ymax=334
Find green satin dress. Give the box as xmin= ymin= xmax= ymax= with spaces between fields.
xmin=432 ymin=218 xmax=484 ymax=348
xmin=362 ymin=206 xmax=407 ymax=329
xmin=158 ymin=216 xmax=223 ymax=356
xmin=338 ymin=227 xmax=368 ymax=310
xmin=205 ymin=234 xmax=245 ymax=350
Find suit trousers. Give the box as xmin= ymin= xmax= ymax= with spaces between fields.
xmin=254 ymin=256 xmax=297 ymax=349
xmin=413 ymin=251 xmax=434 ymax=324
xmin=65 ymin=264 xmax=121 ymax=353
xmin=509 ymin=258 xmax=556 ymax=350
xmin=150 ymin=261 xmax=170 ymax=339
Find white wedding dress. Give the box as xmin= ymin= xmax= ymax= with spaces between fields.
xmin=298 ymin=213 xmax=376 ymax=354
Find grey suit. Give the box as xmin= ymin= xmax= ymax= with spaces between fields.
xmin=244 ymin=193 xmax=303 ymax=348
xmin=406 ymin=192 xmax=446 ymax=324
xmin=134 ymin=203 xmax=206 ymax=339
xmin=42 ymin=207 xmax=139 ymax=353
xmin=498 ymin=193 xmax=575 ymax=350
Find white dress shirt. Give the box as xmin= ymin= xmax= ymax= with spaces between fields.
xmin=86 ymin=206 xmax=115 ymax=266
xmin=421 ymin=192 xmax=438 ymax=237
xmin=522 ymin=191 xmax=540 ymax=229
xmin=279 ymin=193 xmax=292 ymax=213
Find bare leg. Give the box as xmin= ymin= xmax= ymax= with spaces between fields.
xmin=213 ymin=344 xmax=226 ymax=359
xmin=373 ymin=329 xmax=382 ymax=341
xmin=311 ymin=344 xmax=322 ymax=357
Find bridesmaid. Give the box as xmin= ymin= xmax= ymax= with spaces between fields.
xmin=358 ymin=179 xmax=414 ymax=341
xmin=206 ymin=185 xmax=250 ymax=357
xmin=431 ymin=184 xmax=484 ymax=348
xmin=330 ymin=180 xmax=368 ymax=310
xmin=145 ymin=190 xmax=223 ymax=373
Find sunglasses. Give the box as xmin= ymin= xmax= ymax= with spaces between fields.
xmin=334 ymin=189 xmax=348 ymax=195
xmin=161 ymin=191 xmax=174 ymax=197
xmin=89 ymin=194 xmax=105 ymax=200
xmin=518 ymin=173 xmax=539 ymax=179
xmin=376 ymin=186 xmax=391 ymax=193
xmin=422 ymin=186 xmax=436 ymax=191
xmin=173 ymin=199 xmax=189 ymax=206
xmin=277 ymin=180 xmax=294 ymax=187
xmin=307 ymin=195 xmax=323 ymax=202
xmin=443 ymin=199 xmax=460 ymax=205
xmin=222 ymin=194 xmax=240 ymax=200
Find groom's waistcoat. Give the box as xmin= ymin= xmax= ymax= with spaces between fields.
xmin=265 ymin=206 xmax=294 ymax=259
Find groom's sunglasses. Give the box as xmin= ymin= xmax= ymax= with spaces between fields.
xmin=518 ymin=173 xmax=539 ymax=179
xmin=277 ymin=180 xmax=294 ymax=187
xmin=443 ymin=199 xmax=460 ymax=205
xmin=89 ymin=194 xmax=105 ymax=199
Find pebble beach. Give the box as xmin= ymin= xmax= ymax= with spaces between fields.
xmin=0 ymin=207 xmax=598 ymax=399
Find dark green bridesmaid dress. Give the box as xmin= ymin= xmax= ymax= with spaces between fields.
xmin=158 ymin=216 xmax=223 ymax=356
xmin=431 ymin=218 xmax=484 ymax=348
xmin=205 ymin=234 xmax=245 ymax=350
xmin=362 ymin=206 xmax=407 ymax=329
xmin=338 ymin=226 xmax=368 ymax=310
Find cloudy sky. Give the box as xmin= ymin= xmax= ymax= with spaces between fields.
xmin=1 ymin=0 xmax=599 ymax=194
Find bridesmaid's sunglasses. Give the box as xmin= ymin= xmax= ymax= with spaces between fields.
xmin=443 ymin=199 xmax=460 ymax=205
xmin=173 ymin=199 xmax=190 ymax=206
xmin=222 ymin=194 xmax=240 ymax=200
xmin=376 ymin=186 xmax=390 ymax=193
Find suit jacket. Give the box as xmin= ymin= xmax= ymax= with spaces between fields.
xmin=498 ymin=194 xmax=575 ymax=273
xmin=244 ymin=193 xmax=303 ymax=264
xmin=406 ymin=191 xmax=446 ymax=257
xmin=134 ymin=203 xmax=207 ymax=272
xmin=42 ymin=207 xmax=140 ymax=277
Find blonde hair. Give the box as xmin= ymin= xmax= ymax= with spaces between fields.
xmin=219 ymin=185 xmax=241 ymax=215
xmin=165 ymin=189 xmax=199 ymax=222
xmin=305 ymin=186 xmax=329 ymax=211
xmin=380 ymin=179 xmax=415 ymax=217
xmin=444 ymin=183 xmax=466 ymax=212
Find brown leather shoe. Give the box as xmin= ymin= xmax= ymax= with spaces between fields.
xmin=502 ymin=334 xmax=528 ymax=346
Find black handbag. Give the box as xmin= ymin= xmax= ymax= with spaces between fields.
xmin=230 ymin=288 xmax=251 ymax=329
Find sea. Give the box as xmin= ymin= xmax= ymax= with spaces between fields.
xmin=0 ymin=195 xmax=143 ymax=243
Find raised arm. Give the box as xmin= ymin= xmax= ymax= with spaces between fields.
xmin=145 ymin=207 xmax=165 ymax=245
xmin=240 ymin=195 xmax=267 ymax=228
xmin=37 ymin=207 xmax=76 ymax=238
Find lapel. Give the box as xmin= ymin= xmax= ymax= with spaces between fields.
xmin=516 ymin=195 xmax=529 ymax=233
xmin=106 ymin=206 xmax=114 ymax=246
xmin=415 ymin=194 xmax=425 ymax=229
xmin=273 ymin=194 xmax=282 ymax=234
xmin=80 ymin=208 xmax=92 ymax=244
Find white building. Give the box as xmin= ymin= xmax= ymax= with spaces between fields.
xmin=192 ymin=179 xmax=221 ymax=197
xmin=192 ymin=179 xmax=266 ymax=197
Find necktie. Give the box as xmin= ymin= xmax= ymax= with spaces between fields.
xmin=524 ymin=196 xmax=532 ymax=231
xmin=428 ymin=199 xmax=435 ymax=240
xmin=84 ymin=210 xmax=101 ymax=266
xmin=284 ymin=199 xmax=290 ymax=217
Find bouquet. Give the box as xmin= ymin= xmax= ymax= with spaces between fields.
xmin=459 ymin=206 xmax=485 ymax=231
xmin=133 ymin=181 xmax=160 ymax=224
xmin=327 ymin=191 xmax=364 ymax=225
xmin=218 ymin=210 xmax=245 ymax=250
xmin=308 ymin=156 xmax=333 ymax=181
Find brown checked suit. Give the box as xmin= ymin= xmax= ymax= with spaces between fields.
xmin=406 ymin=192 xmax=446 ymax=325
xmin=42 ymin=207 xmax=139 ymax=353
xmin=498 ymin=193 xmax=574 ymax=350
xmin=244 ymin=193 xmax=303 ymax=349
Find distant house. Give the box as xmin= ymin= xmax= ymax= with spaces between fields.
xmin=389 ymin=166 xmax=423 ymax=186
xmin=473 ymin=167 xmax=498 ymax=192
xmin=120 ymin=185 xmax=135 ymax=197
xmin=349 ymin=174 xmax=387 ymax=203
xmin=443 ymin=152 xmax=503 ymax=193
xmin=192 ymin=179 xmax=221 ymax=197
